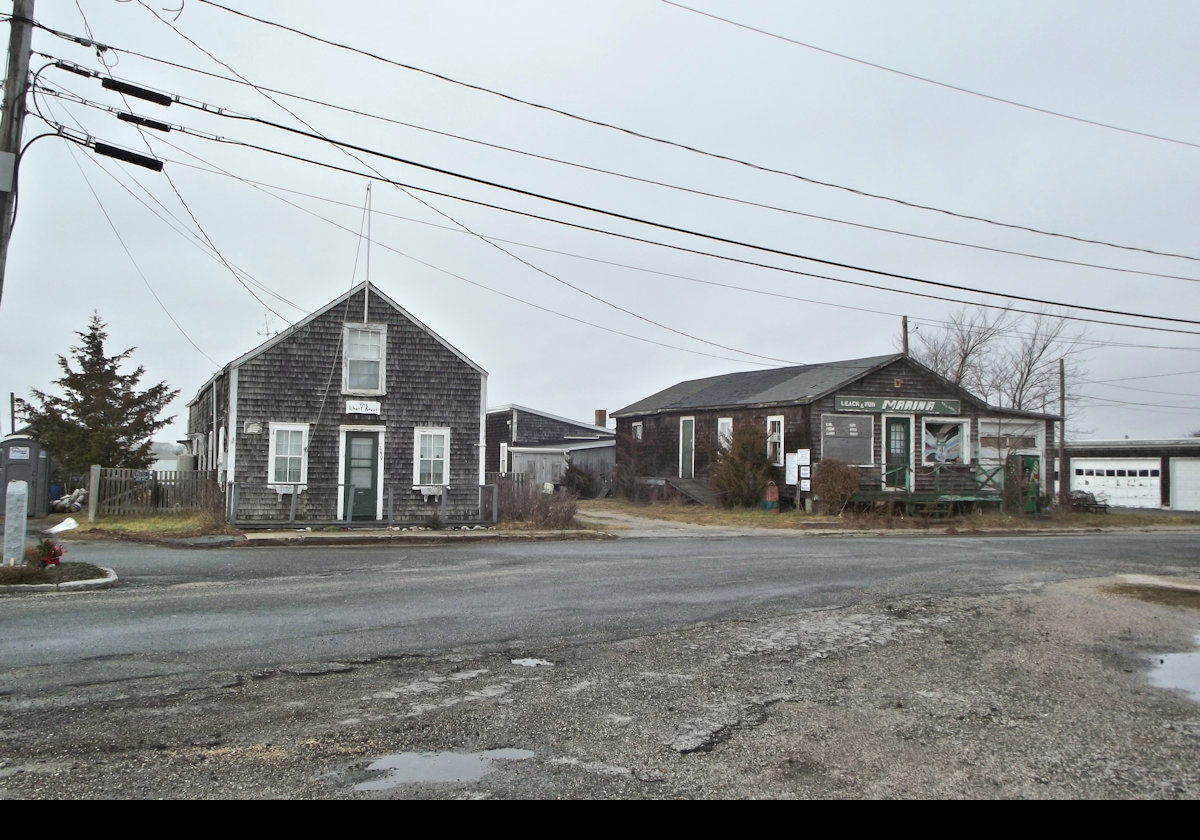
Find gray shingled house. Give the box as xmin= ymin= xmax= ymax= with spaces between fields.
xmin=486 ymin=404 xmax=615 ymax=494
xmin=611 ymin=353 xmax=1058 ymax=511
xmin=187 ymin=282 xmax=487 ymax=524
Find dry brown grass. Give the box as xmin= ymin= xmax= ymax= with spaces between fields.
xmin=56 ymin=512 xmax=240 ymax=541
xmin=578 ymin=498 xmax=1200 ymax=531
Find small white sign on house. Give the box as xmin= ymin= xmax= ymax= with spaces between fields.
xmin=345 ymin=400 xmax=382 ymax=416
xmin=785 ymin=450 xmax=812 ymax=485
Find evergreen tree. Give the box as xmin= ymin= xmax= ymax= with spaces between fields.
xmin=17 ymin=314 xmax=179 ymax=477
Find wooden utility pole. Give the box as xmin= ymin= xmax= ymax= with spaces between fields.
xmin=0 ymin=0 xmax=34 ymax=311
xmin=901 ymin=316 xmax=909 ymax=355
xmin=1058 ymin=357 xmax=1068 ymax=508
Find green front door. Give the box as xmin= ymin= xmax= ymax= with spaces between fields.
xmin=885 ymin=417 xmax=911 ymax=489
xmin=345 ymin=431 xmax=379 ymax=520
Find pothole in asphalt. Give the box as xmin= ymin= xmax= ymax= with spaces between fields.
xmin=355 ymin=749 xmax=535 ymax=790
xmin=1104 ymin=582 xmax=1200 ymax=610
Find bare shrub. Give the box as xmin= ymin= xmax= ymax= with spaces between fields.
xmin=613 ymin=431 xmax=648 ymax=500
xmin=813 ymin=457 xmax=861 ymax=515
xmin=529 ymin=489 xmax=577 ymax=529
xmin=709 ymin=424 xmax=773 ymax=508
xmin=496 ymin=474 xmax=577 ymax=527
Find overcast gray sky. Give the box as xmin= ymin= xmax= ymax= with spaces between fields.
xmin=2 ymin=0 xmax=1197 ymax=445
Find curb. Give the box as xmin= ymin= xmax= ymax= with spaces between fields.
xmin=238 ymin=529 xmax=615 ymax=547
xmin=0 ymin=566 xmax=118 ymax=594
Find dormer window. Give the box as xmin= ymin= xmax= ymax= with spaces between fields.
xmin=344 ymin=324 xmax=386 ymax=395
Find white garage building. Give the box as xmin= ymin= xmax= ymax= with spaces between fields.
xmin=1063 ymin=440 xmax=1200 ymax=511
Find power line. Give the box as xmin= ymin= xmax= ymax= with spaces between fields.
xmin=145 ymin=130 xmax=1200 ymax=341
xmin=30 ymin=78 xmax=305 ymax=317
xmin=147 ymin=152 xmax=1200 ymax=356
xmin=145 ymin=124 xmax=791 ymax=369
xmin=1081 ymin=381 xmax=1199 ymax=398
xmin=48 ymin=30 xmax=1173 ymax=332
xmin=108 ymin=2 xmax=1200 ymax=265
xmin=662 ymin=0 xmax=1200 ymax=151
xmin=37 ymin=84 xmax=1200 ymax=379
xmin=49 ymin=108 xmax=217 ymax=365
xmin=1087 ymin=368 xmax=1200 ymax=385
xmin=129 ymin=3 xmax=801 ymax=367
xmin=38 ymin=54 xmax=1171 ymax=334
xmin=155 ymin=104 xmax=1200 ymax=332
xmin=35 ymin=61 xmax=1200 ymax=287
xmin=1076 ymin=394 xmax=1200 ymax=411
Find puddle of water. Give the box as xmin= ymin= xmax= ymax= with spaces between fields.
xmin=355 ymin=748 xmax=534 ymax=791
xmin=1149 ymin=632 xmax=1200 ymax=703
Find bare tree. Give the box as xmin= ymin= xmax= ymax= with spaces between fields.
xmin=908 ymin=306 xmax=1014 ymax=395
xmin=906 ymin=305 xmax=1087 ymax=411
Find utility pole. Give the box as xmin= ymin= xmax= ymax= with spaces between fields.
xmin=0 ymin=0 xmax=34 ymax=312
xmin=1058 ymin=357 xmax=1067 ymax=509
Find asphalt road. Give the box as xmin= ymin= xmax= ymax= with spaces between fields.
xmin=3 ymin=531 xmax=1198 ymax=697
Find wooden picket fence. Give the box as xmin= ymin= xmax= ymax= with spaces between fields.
xmin=91 ymin=468 xmax=221 ymax=518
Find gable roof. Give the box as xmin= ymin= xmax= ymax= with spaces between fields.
xmin=613 ymin=354 xmax=1060 ymax=421
xmin=612 ymin=354 xmax=905 ymax=417
xmin=188 ymin=281 xmax=486 ymax=406
xmin=486 ymin=404 xmax=613 ymax=437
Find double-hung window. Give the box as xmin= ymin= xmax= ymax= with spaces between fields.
xmin=414 ymin=427 xmax=450 ymax=487
xmin=344 ymin=324 xmax=386 ymax=394
xmin=717 ymin=417 xmax=733 ymax=451
xmin=766 ymin=415 xmax=785 ymax=466
xmin=268 ymin=422 xmax=309 ymax=492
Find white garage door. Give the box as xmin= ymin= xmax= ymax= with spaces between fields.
xmin=1170 ymin=458 xmax=1200 ymax=511
xmin=1070 ymin=458 xmax=1161 ymax=508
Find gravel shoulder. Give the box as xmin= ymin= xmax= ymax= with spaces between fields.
xmin=2 ymin=573 xmax=1197 ymax=799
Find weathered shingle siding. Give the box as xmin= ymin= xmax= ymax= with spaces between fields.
xmin=485 ymin=410 xmax=513 ymax=473
xmin=227 ymin=287 xmax=483 ymax=522
xmin=805 ymin=358 xmax=1042 ymax=494
xmin=486 ymin=408 xmax=613 ymax=473
xmin=616 ymin=357 xmax=1056 ymax=500
xmin=187 ymin=373 xmax=230 ymax=471
xmin=616 ymin=404 xmax=809 ymax=480
xmin=513 ymin=410 xmax=608 ymax=446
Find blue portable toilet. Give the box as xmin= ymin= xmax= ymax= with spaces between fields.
xmin=0 ymin=435 xmax=51 ymax=517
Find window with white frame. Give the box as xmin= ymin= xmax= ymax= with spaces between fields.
xmin=414 ymin=427 xmax=450 ymax=486
xmin=922 ymin=418 xmax=970 ymax=464
xmin=343 ymin=324 xmax=386 ymax=394
xmin=766 ymin=415 xmax=785 ymax=466
xmin=268 ymin=422 xmax=309 ymax=492
xmin=631 ymin=421 xmax=643 ymax=441
xmin=717 ymin=417 xmax=733 ymax=451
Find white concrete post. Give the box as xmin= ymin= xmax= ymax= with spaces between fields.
xmin=4 ymin=479 xmax=28 ymax=565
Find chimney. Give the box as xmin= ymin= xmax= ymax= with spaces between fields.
xmin=595 ymin=409 xmax=607 ymax=428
